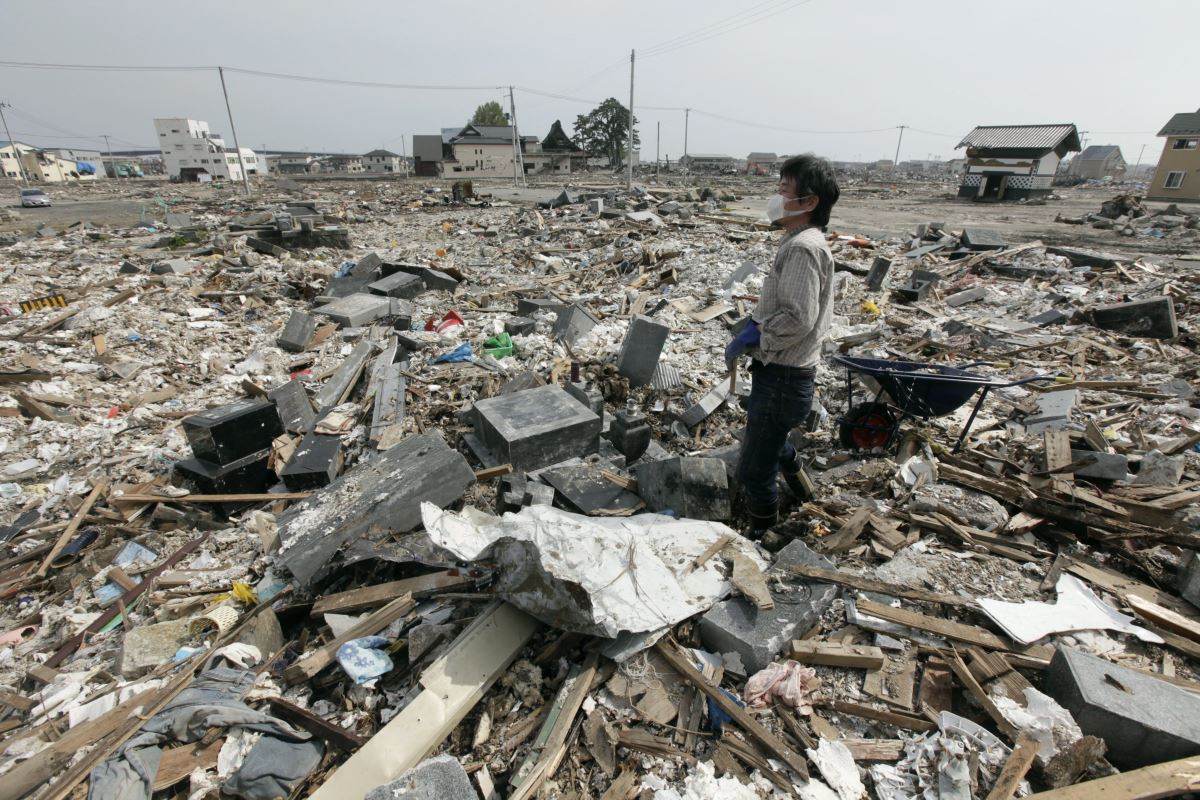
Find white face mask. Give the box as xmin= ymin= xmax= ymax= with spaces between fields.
xmin=766 ymin=193 xmax=804 ymax=223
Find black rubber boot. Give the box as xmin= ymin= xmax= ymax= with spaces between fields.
xmin=747 ymin=498 xmax=778 ymax=541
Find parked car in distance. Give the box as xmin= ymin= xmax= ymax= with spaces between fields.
xmin=19 ymin=188 xmax=51 ymax=208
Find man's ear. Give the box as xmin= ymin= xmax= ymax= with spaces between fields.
xmin=794 ymin=194 xmax=818 ymax=213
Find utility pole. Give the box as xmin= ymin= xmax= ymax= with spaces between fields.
xmin=101 ymin=134 xmax=119 ymax=182
xmin=217 ymin=66 xmax=251 ymax=195
xmin=0 ymin=102 xmax=29 ymax=186
xmin=683 ymin=108 xmax=690 ymax=164
xmin=627 ymin=49 xmax=635 ymax=190
xmin=656 ymin=121 xmax=661 ymax=177
xmin=893 ymin=124 xmax=907 ymax=172
xmin=1133 ymin=143 xmax=1146 ymax=181
xmin=507 ymin=86 xmax=526 ymax=188
xmin=402 ymin=135 xmax=409 ymax=178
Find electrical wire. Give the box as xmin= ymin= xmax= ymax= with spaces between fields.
xmin=689 ymin=109 xmax=896 ymax=135
xmin=0 ymin=59 xmax=212 ymax=72
xmin=641 ymin=0 xmax=815 ymax=59
xmin=221 ymin=67 xmax=502 ymax=92
xmin=639 ymin=0 xmax=797 ymax=57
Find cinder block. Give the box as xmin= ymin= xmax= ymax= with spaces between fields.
xmin=281 ymin=432 xmax=343 ymax=491
xmin=1092 ymin=296 xmax=1177 ymax=340
xmin=368 ymin=272 xmax=425 ymax=299
xmin=945 ymin=286 xmax=987 ymax=308
xmin=698 ymin=540 xmax=837 ymax=674
xmin=1041 ymin=645 xmax=1200 ymax=769
xmin=183 ymin=399 xmax=283 ymax=465
xmin=470 ymin=384 xmax=601 ymax=473
xmin=1024 ymin=389 xmax=1077 ymax=433
xmin=517 ymin=297 xmax=567 ymax=318
xmin=680 ymin=381 xmax=732 ymax=429
xmin=960 ymin=227 xmax=1007 ymax=250
xmin=634 ymin=457 xmax=730 ymax=521
xmin=1027 ymin=309 xmax=1070 ymax=327
xmin=351 ymin=252 xmax=382 ymax=278
xmin=865 ymin=256 xmax=892 ymax=291
xmin=277 ymin=310 xmax=318 ymax=353
xmin=552 ymin=303 xmax=600 ymax=345
xmin=326 ymin=275 xmax=374 ymax=298
xmin=314 ymin=293 xmax=392 ymax=328
xmin=617 ymin=315 xmax=670 ymax=387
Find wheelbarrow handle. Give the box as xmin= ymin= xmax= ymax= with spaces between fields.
xmin=1007 ymin=374 xmax=1067 ymax=387
xmin=958 ymin=360 xmax=1012 ymax=369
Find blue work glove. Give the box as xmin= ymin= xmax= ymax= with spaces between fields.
xmin=724 ymin=320 xmax=760 ymax=370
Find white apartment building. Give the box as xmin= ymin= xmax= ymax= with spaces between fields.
xmin=154 ymin=118 xmax=260 ymax=182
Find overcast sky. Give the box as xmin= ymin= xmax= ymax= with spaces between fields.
xmin=1 ymin=0 xmax=1192 ymax=167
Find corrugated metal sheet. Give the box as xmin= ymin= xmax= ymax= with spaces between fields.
xmin=1158 ymin=109 xmax=1200 ymax=137
xmin=957 ymin=124 xmax=1078 ymax=151
xmin=650 ymin=363 xmax=682 ymax=391
xmin=1077 ymin=145 xmax=1121 ymax=162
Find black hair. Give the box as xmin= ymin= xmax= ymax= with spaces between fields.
xmin=779 ymin=153 xmax=839 ymax=229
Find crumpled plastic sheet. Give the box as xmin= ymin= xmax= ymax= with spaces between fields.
xmin=806 ymin=739 xmax=866 ymax=800
xmin=641 ymin=759 xmax=767 ymax=799
xmin=870 ymin=712 xmax=1016 ymax=800
xmin=978 ymin=574 xmax=1162 ymax=645
xmin=993 ymin=686 xmax=1083 ymax=764
xmin=743 ymin=660 xmax=819 ymax=713
xmin=335 ymin=635 xmax=394 ymax=686
xmin=87 ymin=666 xmax=322 ymax=800
xmin=422 ymin=502 xmax=766 ymax=639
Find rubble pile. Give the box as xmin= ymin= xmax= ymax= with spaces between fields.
xmin=0 ymin=177 xmax=1199 ymax=799
xmin=1057 ymin=193 xmax=1199 ymax=240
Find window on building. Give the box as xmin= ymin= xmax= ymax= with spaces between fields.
xmin=174 ymin=144 xmax=183 ymax=151
xmin=171 ymin=129 xmax=179 ymax=134
xmin=1173 ymin=139 xmax=1199 ymax=150
xmin=1164 ymin=171 xmax=1186 ymax=189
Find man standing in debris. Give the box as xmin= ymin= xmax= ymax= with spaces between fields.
xmin=725 ymin=154 xmax=839 ymax=537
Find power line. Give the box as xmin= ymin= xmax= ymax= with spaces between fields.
xmin=688 ymin=109 xmax=896 ymax=135
xmin=642 ymin=0 xmax=815 ymax=59
xmin=0 ymin=59 xmax=212 ymax=72
xmin=222 ymin=67 xmax=503 ymax=92
xmin=639 ymin=0 xmax=791 ymax=56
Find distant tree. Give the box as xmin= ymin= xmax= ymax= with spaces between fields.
xmin=574 ymin=99 xmax=640 ymax=168
xmin=470 ymin=101 xmax=508 ymax=126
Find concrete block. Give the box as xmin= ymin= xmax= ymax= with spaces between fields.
xmin=1041 ymin=645 xmax=1200 ymax=769
xmin=119 ymin=618 xmax=193 ymax=678
xmin=268 ymin=379 xmax=315 ymax=434
xmin=698 ymin=540 xmax=836 ymax=675
xmin=1027 ymin=309 xmax=1070 ymax=327
xmin=419 ymin=268 xmax=458 ymax=292
xmin=1023 ymin=389 xmax=1077 ymax=433
xmin=351 ymin=252 xmax=382 ymax=278
xmin=368 ymin=272 xmax=425 ymax=299
xmin=617 ymin=315 xmax=670 ymax=387
xmin=504 ymin=316 xmax=536 ymax=336
xmin=1070 ymin=449 xmax=1128 ymax=481
xmin=517 ymin=297 xmax=567 ymax=318
xmin=165 ymin=212 xmax=193 ymax=228
xmin=174 ymin=449 xmax=274 ymax=494
xmin=281 ymin=432 xmax=343 ymax=491
xmin=1178 ymin=551 xmax=1200 ymax=610
xmin=865 ymin=256 xmax=892 ymax=291
xmin=960 ymin=227 xmax=1007 ymax=250
xmin=388 ymin=299 xmax=413 ymax=331
xmin=369 ymin=361 xmax=406 ymax=445
xmin=277 ymin=310 xmax=318 ymax=353
xmin=552 ymin=303 xmax=600 ymax=345
xmin=314 ymin=293 xmax=392 ymax=328
xmin=496 ymin=474 xmax=555 ymax=514
xmin=1133 ymin=449 xmax=1184 ymax=486
xmin=587 ymin=198 xmax=604 ymax=214
xmin=1092 ymin=296 xmax=1177 ymax=340
xmin=945 ymin=286 xmax=987 ymax=308
xmin=151 ymin=258 xmax=193 ymax=275
xmin=893 ymin=269 xmax=939 ymax=302
xmin=634 ymin=457 xmax=730 ymax=521
xmin=326 ymin=275 xmax=374 ymax=298
xmin=183 ymin=399 xmax=283 ymax=465
xmin=563 ymin=382 xmax=605 ymax=444
xmin=365 ymin=755 xmax=474 ymax=800
xmin=470 ymin=384 xmax=601 ymax=473
xmin=278 ymin=432 xmax=475 ymax=584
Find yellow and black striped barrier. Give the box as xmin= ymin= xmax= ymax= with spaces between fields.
xmin=19 ymin=294 xmax=68 ymax=314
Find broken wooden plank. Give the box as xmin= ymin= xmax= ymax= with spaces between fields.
xmin=686 ymin=534 xmax=731 ymax=574
xmin=855 ymin=598 xmax=1053 ymax=663
xmin=654 ymin=639 xmax=809 ymax=780
xmin=285 ymin=594 xmax=414 ymax=684
xmin=267 ymin=696 xmax=366 ymax=752
xmin=310 ymin=603 xmax=540 ymax=800
xmin=115 ymin=491 xmax=312 ymax=504
xmin=779 ymin=562 xmax=969 ymax=607
xmin=985 ymin=733 xmax=1039 ymax=800
xmin=817 ymin=507 xmax=871 ymax=554
xmin=153 ymin=740 xmax=223 ymax=791
xmin=729 ymin=551 xmax=773 ymax=610
xmin=790 ymin=640 xmax=885 ymax=670
xmin=841 ymin=739 xmax=905 ymax=762
xmin=822 ymin=699 xmax=937 ymax=733
xmin=1125 ymin=594 xmax=1200 ymax=645
xmin=310 ymin=571 xmax=473 ymax=616
xmin=945 ymin=649 xmax=1020 ymax=742
xmin=1024 ymin=755 xmax=1200 ymax=799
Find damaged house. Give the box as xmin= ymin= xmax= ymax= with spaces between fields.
xmin=955 ymin=123 xmax=1081 ymax=202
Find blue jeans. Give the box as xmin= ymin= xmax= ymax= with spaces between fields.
xmin=735 ymin=362 xmax=815 ymax=517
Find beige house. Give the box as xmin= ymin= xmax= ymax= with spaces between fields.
xmin=1147 ymin=107 xmax=1200 ymax=203
xmin=443 ymin=124 xmax=527 ymax=178
xmin=1069 ymin=145 xmax=1126 ymax=180
xmin=362 ymin=149 xmax=404 ymax=175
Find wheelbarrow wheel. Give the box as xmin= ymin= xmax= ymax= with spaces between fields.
xmin=839 ymin=403 xmax=896 ymax=450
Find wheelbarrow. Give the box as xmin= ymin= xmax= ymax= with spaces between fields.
xmin=831 ymin=355 xmax=1057 ymax=453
